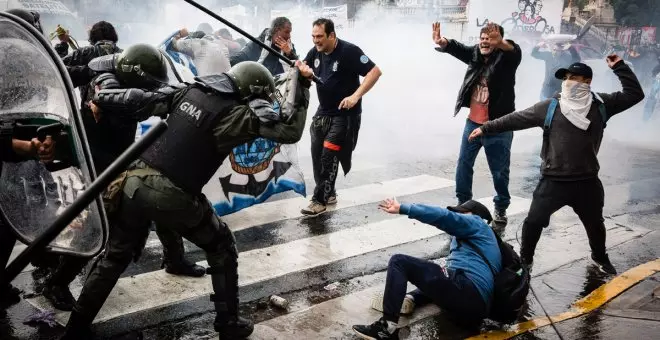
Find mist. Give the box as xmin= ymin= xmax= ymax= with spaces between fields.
xmin=76 ymin=0 xmax=660 ymax=162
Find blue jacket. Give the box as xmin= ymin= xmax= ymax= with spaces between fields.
xmin=400 ymin=203 xmax=502 ymax=304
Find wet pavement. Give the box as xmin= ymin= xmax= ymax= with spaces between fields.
xmin=3 ymin=129 xmax=660 ymax=340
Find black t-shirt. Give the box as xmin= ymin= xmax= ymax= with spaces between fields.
xmin=304 ymin=39 xmax=375 ymax=116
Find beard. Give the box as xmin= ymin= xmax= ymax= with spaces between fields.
xmin=480 ymin=45 xmax=493 ymax=55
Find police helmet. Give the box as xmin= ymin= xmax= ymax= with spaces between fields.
xmin=225 ymin=61 xmax=277 ymax=103
xmin=6 ymin=8 xmax=43 ymax=34
xmin=115 ymin=43 xmax=169 ymax=88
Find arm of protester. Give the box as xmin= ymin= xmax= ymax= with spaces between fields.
xmin=598 ymin=55 xmax=646 ymax=119
xmin=474 ymin=102 xmax=547 ymax=139
xmin=432 ymin=22 xmax=473 ymax=64
xmin=339 ymin=47 xmax=381 ymax=110
xmin=380 ymin=198 xmax=483 ymax=238
xmin=229 ymin=39 xmax=262 ymax=66
xmin=531 ymin=43 xmax=552 ymax=61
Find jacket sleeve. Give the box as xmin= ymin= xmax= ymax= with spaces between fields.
xmin=435 ymin=39 xmax=474 ymax=64
xmin=55 ymin=42 xmax=69 ymax=58
xmin=230 ymin=40 xmax=262 ymax=65
xmin=597 ymin=60 xmax=645 ymax=119
xmin=61 ymin=46 xmax=94 ymax=66
xmin=173 ymin=39 xmax=197 ymax=57
xmin=501 ymin=40 xmax=522 ymax=68
xmin=256 ymin=72 xmax=311 ymax=144
xmin=481 ymin=101 xmax=548 ymax=134
xmin=93 ymin=86 xmax=184 ymax=121
xmin=67 ymin=65 xmax=96 ymax=88
xmin=399 ymin=203 xmax=485 ymax=238
xmin=531 ymin=46 xmax=552 ymax=61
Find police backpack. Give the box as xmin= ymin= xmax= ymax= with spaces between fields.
xmin=466 ymin=229 xmax=530 ymax=324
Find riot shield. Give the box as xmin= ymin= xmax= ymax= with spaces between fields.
xmin=0 ymin=12 xmax=107 ymax=257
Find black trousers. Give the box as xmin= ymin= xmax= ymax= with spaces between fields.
xmin=520 ymin=177 xmax=607 ymax=263
xmin=310 ymin=116 xmax=346 ymax=205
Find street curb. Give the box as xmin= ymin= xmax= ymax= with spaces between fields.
xmin=467 ymin=258 xmax=660 ymax=340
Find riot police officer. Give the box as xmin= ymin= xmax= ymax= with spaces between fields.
xmin=60 ymin=60 xmax=314 ymax=339
xmin=43 ymin=44 xmax=206 ymax=312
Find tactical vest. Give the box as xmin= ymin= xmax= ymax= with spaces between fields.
xmin=140 ymin=84 xmax=238 ymax=194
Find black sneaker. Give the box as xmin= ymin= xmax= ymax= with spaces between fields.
xmin=42 ymin=284 xmax=75 ymax=311
xmin=494 ymin=209 xmax=508 ymax=225
xmin=352 ymin=318 xmax=399 ymax=340
xmin=591 ymin=253 xmax=617 ymax=275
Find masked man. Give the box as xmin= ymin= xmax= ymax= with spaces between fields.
xmin=469 ymin=56 xmax=645 ymax=275
xmin=60 ymin=60 xmax=313 ymax=339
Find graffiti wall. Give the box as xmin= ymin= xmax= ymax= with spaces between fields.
xmin=466 ymin=0 xmax=563 ymax=45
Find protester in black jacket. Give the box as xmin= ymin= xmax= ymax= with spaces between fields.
xmin=59 ymin=21 xmax=122 ymax=89
xmin=470 ymin=56 xmax=645 ymax=275
xmin=229 ymin=17 xmax=297 ymax=76
xmin=433 ymin=22 xmax=522 ymax=227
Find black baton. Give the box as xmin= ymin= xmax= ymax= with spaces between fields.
xmin=182 ymin=0 xmax=323 ymax=84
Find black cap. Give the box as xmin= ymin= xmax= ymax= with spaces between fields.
xmin=555 ymin=62 xmax=593 ymax=80
xmin=447 ymin=200 xmax=493 ymax=224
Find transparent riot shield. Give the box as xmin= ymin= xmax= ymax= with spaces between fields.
xmin=0 ymin=12 xmax=107 ymax=257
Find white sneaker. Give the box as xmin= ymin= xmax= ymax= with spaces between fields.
xmin=371 ymin=292 xmax=415 ymax=315
xmin=301 ymin=201 xmax=326 ymax=216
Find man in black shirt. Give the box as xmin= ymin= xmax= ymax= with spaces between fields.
xmin=301 ymin=18 xmax=382 ymax=216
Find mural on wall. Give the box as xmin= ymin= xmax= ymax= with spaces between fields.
xmin=467 ymin=0 xmax=562 ymax=44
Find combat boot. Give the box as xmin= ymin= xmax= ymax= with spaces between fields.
xmin=42 ymin=284 xmax=75 ymax=311
xmin=162 ymin=257 xmax=206 ymax=277
xmin=214 ymin=314 xmax=254 ymax=339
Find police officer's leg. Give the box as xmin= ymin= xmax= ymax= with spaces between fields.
xmin=62 ymin=179 xmax=152 ymax=338
xmin=0 ymin=223 xmax=21 ymax=307
xmin=42 ymin=255 xmax=89 ymax=311
xmin=159 ymin=198 xmax=253 ymax=338
xmin=155 ymin=223 xmax=205 ymax=277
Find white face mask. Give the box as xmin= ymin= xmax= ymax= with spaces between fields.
xmin=559 ymin=79 xmax=593 ymax=131
xmin=561 ymin=79 xmax=591 ymax=100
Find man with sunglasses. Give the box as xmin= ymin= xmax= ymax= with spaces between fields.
xmin=468 ymin=55 xmax=645 ymax=275
xmin=60 ymin=60 xmax=313 ymax=340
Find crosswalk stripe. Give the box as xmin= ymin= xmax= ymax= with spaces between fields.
xmin=222 ymin=174 xmax=455 ymax=232
xmin=244 ymin=219 xmax=651 ymax=339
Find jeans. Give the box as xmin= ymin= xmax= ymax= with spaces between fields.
xmin=382 ymin=254 xmax=488 ymax=325
xmin=456 ymin=119 xmax=513 ymax=212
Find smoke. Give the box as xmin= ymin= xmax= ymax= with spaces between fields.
xmin=85 ymin=0 xmax=660 ymax=162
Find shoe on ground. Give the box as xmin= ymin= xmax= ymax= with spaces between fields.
xmin=42 ymin=284 xmax=75 ymax=311
xmin=591 ymin=253 xmax=617 ymax=275
xmin=327 ymin=195 xmax=337 ymax=205
xmin=352 ymin=317 xmax=399 ymax=340
xmin=0 ymin=284 xmax=22 ymax=308
xmin=214 ymin=315 xmax=254 ymax=339
xmin=493 ymin=209 xmax=508 ymax=225
xmin=371 ymin=293 xmax=415 ymax=315
xmin=301 ymin=201 xmax=326 ymax=216
xmin=163 ymin=259 xmax=206 ymax=277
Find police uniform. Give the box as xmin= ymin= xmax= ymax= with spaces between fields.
xmin=61 ymin=62 xmax=310 ymax=339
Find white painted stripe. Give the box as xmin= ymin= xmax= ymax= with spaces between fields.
xmin=29 ymin=195 xmax=531 ymax=326
xmin=9 ymin=244 xmax=35 ymax=273
xmin=222 ymin=175 xmax=455 ymax=232
xmin=474 ymin=195 xmax=532 ymax=217
xmin=245 ymin=220 xmax=651 ymax=339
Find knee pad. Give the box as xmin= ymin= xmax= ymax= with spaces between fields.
xmin=198 ymin=212 xmax=238 ymax=259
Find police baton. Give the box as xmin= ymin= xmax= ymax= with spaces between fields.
xmin=182 ymin=0 xmax=323 ymax=84
xmin=1 ymin=121 xmax=168 ymax=285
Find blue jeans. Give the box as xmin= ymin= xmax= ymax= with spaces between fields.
xmin=456 ymin=119 xmax=513 ymax=212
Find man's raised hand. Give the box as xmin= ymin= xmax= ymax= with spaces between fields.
xmin=432 ymin=22 xmax=447 ymax=47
